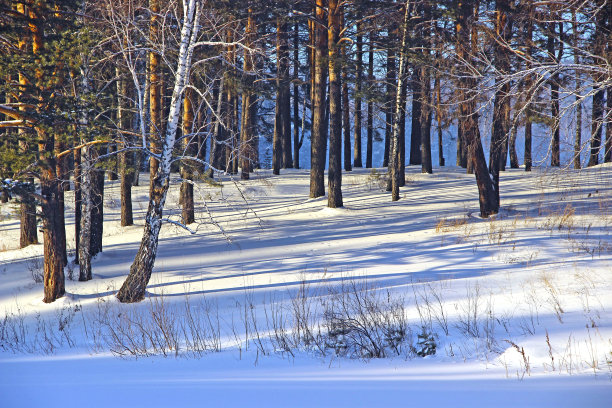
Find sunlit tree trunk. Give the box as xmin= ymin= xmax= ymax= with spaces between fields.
xmin=327 ymin=0 xmax=343 ymax=208
xmin=310 ymin=0 xmax=328 ymax=197
xmin=149 ymin=0 xmax=162 ymax=190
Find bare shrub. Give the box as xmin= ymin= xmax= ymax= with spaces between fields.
xmin=322 ymin=279 xmax=409 ymax=359
xmin=26 ymin=257 xmax=43 ymax=284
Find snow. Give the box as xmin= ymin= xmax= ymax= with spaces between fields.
xmin=1 ymin=165 xmax=611 ymax=407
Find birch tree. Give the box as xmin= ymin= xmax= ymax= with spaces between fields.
xmin=117 ymin=0 xmax=202 ymax=302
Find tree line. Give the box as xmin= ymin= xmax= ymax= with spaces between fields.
xmin=0 ymin=0 xmax=610 ymax=303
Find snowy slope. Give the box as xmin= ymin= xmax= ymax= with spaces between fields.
xmin=0 ymin=165 xmax=611 ymax=407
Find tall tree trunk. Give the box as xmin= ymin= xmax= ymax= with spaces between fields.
xmin=310 ymin=0 xmax=328 ymax=198
xmin=390 ymin=1 xmax=411 ymax=201
xmin=420 ymin=66 xmax=432 ymax=174
xmin=572 ymin=12 xmax=582 ymax=169
xmin=384 ymin=32 xmax=396 ymax=168
xmin=366 ymin=31 xmax=374 ymax=169
xmin=508 ymin=105 xmax=519 ymax=168
xmin=117 ymin=69 xmax=134 ymax=227
xmin=40 ymin=155 xmax=66 ymax=302
xmin=548 ymin=14 xmax=561 ymax=167
xmin=19 ymin=188 xmax=38 ymax=248
xmin=328 ymin=0 xmax=343 ymax=208
xmin=354 ymin=24 xmax=363 ymax=168
xmin=523 ymin=0 xmax=533 ymax=172
xmin=54 ymin=142 xmax=67 ymax=267
xmin=280 ymin=25 xmax=292 ymax=170
xmin=27 ymin=7 xmax=65 ymax=301
xmin=293 ymin=21 xmax=301 ymax=169
xmin=434 ymin=75 xmax=445 ymax=166
xmin=117 ymin=0 xmax=201 ymax=303
xmin=458 ymin=0 xmax=498 ymax=217
xmin=149 ymin=0 xmax=162 ymax=190
xmin=180 ymin=87 xmax=195 ymax=224
xmin=489 ymin=0 xmax=513 ymax=204
xmin=419 ymin=3 xmax=433 ymax=174
xmin=38 ymin=129 xmax=66 ymax=301
xmin=17 ymin=5 xmax=37 ymax=248
xmin=273 ymin=17 xmax=288 ymax=175
xmin=240 ymin=8 xmax=256 ymax=180
xmin=341 ymin=13 xmax=351 ymax=172
xmin=409 ymin=68 xmax=422 ymax=165
xmin=588 ymin=3 xmax=607 ymax=167
xmin=90 ymin=150 xmax=104 ymax=258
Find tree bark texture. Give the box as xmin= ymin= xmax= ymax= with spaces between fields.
xmin=117 ymin=0 xmax=201 ymax=303
xmin=310 ymin=0 xmax=328 ymax=198
xmin=353 ymin=25 xmax=363 ymax=168
xmin=327 ymin=0 xmax=343 ymax=208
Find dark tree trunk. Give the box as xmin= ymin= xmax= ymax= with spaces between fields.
xmin=107 ymin=143 xmax=118 ymax=181
xmin=19 ymin=185 xmax=38 ymax=248
xmin=293 ymin=21 xmax=301 ymax=169
xmin=90 ymin=153 xmax=104 ymax=258
xmin=241 ymin=8 xmax=257 ymax=180
xmin=419 ymin=3 xmax=433 ymax=175
xmin=548 ymin=16 xmax=562 ymax=167
xmin=41 ymin=175 xmax=65 ymax=303
xmin=273 ymin=18 xmax=285 ymax=175
xmin=420 ymin=65 xmax=432 ymax=174
xmin=572 ymin=13 xmax=582 ymax=169
xmin=524 ymin=1 xmax=533 ymax=172
xmin=383 ymin=36 xmax=396 ymax=168
xmin=327 ymin=0 xmax=343 ymax=208
xmin=209 ymin=78 xmax=223 ymax=177
xmin=589 ymin=88 xmax=605 ymax=166
xmin=180 ymin=87 xmax=195 ymax=224
xmin=588 ymin=6 xmax=607 ymax=167
xmin=354 ymin=24 xmax=363 ymax=168
xmin=509 ymin=113 xmax=519 ymax=168
xmin=117 ymin=71 xmax=134 ymax=227
xmin=434 ymin=75 xmax=445 ymax=166
xmin=366 ymin=32 xmax=374 ymax=169
xmin=457 ymin=0 xmax=498 ymax=217
xmin=310 ymin=0 xmax=328 ymax=198
xmin=274 ymin=16 xmax=292 ymax=174
xmin=341 ymin=13 xmax=351 ymax=172
xmin=54 ymin=142 xmax=68 ymax=267
xmin=39 ymin=131 xmax=65 ymax=303
xmin=489 ymin=0 xmax=513 ymax=203
xmin=409 ymin=68 xmax=422 ymax=165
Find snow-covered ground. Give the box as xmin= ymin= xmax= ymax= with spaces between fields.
xmin=1 ymin=165 xmax=611 ymax=407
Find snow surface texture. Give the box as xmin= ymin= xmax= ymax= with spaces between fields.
xmin=1 ymin=165 xmax=611 ymax=407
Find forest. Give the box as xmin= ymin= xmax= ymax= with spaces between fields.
xmin=0 ymin=1 xmax=611 ymax=406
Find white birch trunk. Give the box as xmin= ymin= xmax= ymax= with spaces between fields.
xmin=79 ymin=70 xmax=92 ymax=281
xmin=389 ymin=1 xmax=411 ymax=201
xmin=117 ymin=0 xmax=202 ymax=302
